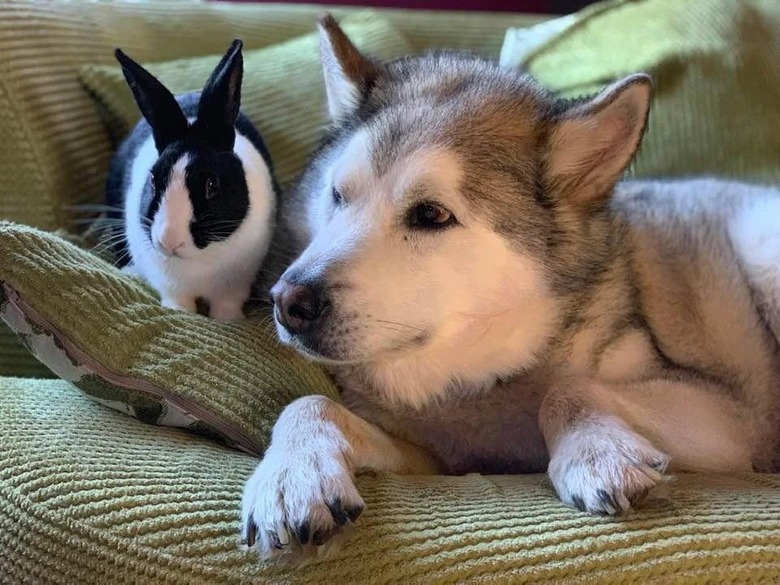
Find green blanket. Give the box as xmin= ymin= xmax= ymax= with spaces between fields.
xmin=502 ymin=0 xmax=780 ymax=185
xmin=2 ymin=377 xmax=779 ymax=584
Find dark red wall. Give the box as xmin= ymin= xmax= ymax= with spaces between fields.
xmin=221 ymin=0 xmax=598 ymax=14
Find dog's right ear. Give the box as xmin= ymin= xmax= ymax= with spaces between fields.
xmin=545 ymin=74 xmax=651 ymax=208
xmin=115 ymin=48 xmax=188 ymax=152
xmin=318 ymin=14 xmax=377 ymax=122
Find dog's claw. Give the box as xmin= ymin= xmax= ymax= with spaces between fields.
xmin=596 ymin=489 xmax=619 ymax=515
xmin=294 ymin=521 xmax=310 ymax=545
xmin=649 ymin=459 xmax=668 ymax=472
xmin=326 ymin=497 xmax=349 ymax=526
xmin=277 ymin=523 xmax=290 ymax=546
xmin=345 ymin=504 xmax=364 ymax=522
xmin=312 ymin=528 xmax=332 ymax=546
xmin=269 ymin=531 xmax=284 ymax=549
xmin=244 ymin=517 xmax=257 ymax=548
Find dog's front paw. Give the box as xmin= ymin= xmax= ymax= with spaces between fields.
xmin=548 ymin=427 xmax=670 ymax=516
xmin=241 ymin=446 xmax=365 ymax=559
xmin=160 ymin=295 xmax=197 ymax=313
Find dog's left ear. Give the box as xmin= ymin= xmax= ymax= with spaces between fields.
xmin=545 ymin=74 xmax=651 ymax=206
xmin=318 ymin=13 xmax=378 ymax=122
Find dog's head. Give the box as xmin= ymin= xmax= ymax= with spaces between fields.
xmin=272 ymin=15 xmax=650 ymax=371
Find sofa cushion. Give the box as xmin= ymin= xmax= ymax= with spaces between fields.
xmin=2 ymin=376 xmax=780 ymax=583
xmin=0 ymin=221 xmax=339 ymax=455
xmin=500 ymin=0 xmax=780 ymax=184
xmin=79 ymin=10 xmax=413 ymax=188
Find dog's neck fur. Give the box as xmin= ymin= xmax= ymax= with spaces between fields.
xmin=335 ymin=207 xmax=637 ymax=411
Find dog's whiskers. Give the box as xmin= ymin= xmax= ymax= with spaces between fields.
xmin=374 ymin=319 xmax=426 ymax=334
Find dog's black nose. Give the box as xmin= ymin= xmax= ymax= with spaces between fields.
xmin=271 ymin=280 xmax=326 ymax=334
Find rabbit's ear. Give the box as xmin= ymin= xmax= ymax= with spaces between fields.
xmin=115 ymin=49 xmax=188 ymax=152
xmin=196 ymin=39 xmax=243 ymax=151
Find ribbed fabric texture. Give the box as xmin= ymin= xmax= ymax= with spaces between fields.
xmin=2 ymin=377 xmax=780 ymax=584
xmin=507 ymin=0 xmax=780 ymax=184
xmin=80 ymin=11 xmax=414 ymax=189
xmin=0 ymin=221 xmax=338 ymax=454
xmin=0 ymin=0 xmax=543 ymax=378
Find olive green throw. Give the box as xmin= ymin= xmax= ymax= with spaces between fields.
xmin=2 ymin=377 xmax=780 ymax=584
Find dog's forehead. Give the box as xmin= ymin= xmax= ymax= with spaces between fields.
xmin=364 ymin=59 xmax=546 ymax=181
xmin=334 ymin=128 xmax=461 ymax=200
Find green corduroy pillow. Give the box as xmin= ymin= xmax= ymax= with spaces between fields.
xmin=0 ymin=12 xmax=412 ymax=452
xmin=79 ymin=10 xmax=412 ymax=188
xmin=500 ymin=0 xmax=780 ymax=185
xmin=0 ymin=221 xmax=338 ymax=454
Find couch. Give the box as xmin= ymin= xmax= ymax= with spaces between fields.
xmin=1 ymin=1 xmax=779 ymax=583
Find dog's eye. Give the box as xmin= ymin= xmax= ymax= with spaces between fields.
xmin=206 ymin=175 xmax=220 ymax=200
xmin=407 ymin=202 xmax=456 ymax=231
xmin=149 ymin=171 xmax=155 ymax=189
xmin=332 ymin=187 xmax=344 ymax=206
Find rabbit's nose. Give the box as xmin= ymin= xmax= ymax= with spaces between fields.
xmin=155 ymin=234 xmax=185 ymax=257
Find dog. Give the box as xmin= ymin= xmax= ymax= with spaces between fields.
xmin=241 ymin=14 xmax=780 ymax=559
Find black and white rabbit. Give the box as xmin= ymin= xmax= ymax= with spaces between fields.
xmin=105 ymin=40 xmax=278 ymax=320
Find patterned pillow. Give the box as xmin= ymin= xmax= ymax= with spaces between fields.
xmin=0 ymin=221 xmax=339 ymax=453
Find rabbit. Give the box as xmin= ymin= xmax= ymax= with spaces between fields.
xmin=104 ymin=39 xmax=279 ymax=321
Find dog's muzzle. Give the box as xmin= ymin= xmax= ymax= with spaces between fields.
xmin=271 ymin=279 xmax=329 ymax=335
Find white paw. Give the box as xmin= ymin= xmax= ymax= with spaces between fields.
xmin=160 ymin=295 xmax=197 ymax=313
xmin=548 ymin=425 xmax=670 ymax=515
xmin=209 ymin=290 xmax=249 ymax=321
xmin=241 ymin=446 xmax=364 ymax=559
xmin=120 ymin=263 xmax=142 ymax=278
xmin=209 ymin=300 xmax=245 ymax=321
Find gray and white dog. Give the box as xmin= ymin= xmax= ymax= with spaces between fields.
xmin=241 ymin=15 xmax=780 ymax=558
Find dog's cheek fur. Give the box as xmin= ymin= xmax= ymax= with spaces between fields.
xmin=323 ymin=216 xmax=561 ymax=387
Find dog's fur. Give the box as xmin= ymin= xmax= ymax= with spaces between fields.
xmin=241 ymin=15 xmax=780 ymax=558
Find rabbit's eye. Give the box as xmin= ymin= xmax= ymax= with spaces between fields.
xmin=149 ymin=172 xmax=155 ymax=189
xmin=206 ymin=175 xmax=220 ymax=200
